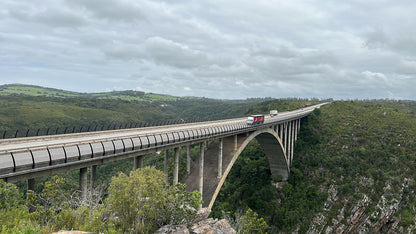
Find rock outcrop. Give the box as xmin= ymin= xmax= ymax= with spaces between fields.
xmin=156 ymin=218 xmax=236 ymax=234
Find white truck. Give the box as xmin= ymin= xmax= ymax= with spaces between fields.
xmin=270 ymin=110 xmax=278 ymax=116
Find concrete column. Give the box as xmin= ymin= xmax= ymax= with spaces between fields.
xmin=218 ymin=138 xmax=223 ymax=179
xmin=90 ymin=165 xmax=97 ymax=191
xmin=298 ymin=118 xmax=301 ymax=133
xmin=134 ymin=155 xmax=144 ymax=170
xmin=79 ymin=167 xmax=88 ymax=202
xmin=294 ymin=119 xmax=298 ymax=141
xmin=164 ymin=149 xmax=169 ymax=184
xmin=198 ymin=142 xmax=204 ymax=210
xmin=288 ymin=122 xmax=292 ymax=162
xmin=291 ymin=121 xmax=295 ymax=163
xmin=27 ymin=178 xmax=35 ymax=191
xmin=284 ymin=123 xmax=288 ymax=154
xmin=173 ymin=147 xmax=180 ymax=185
xmin=234 ymin=135 xmax=238 ymax=151
xmin=186 ymin=144 xmax=191 ymax=175
xmin=279 ymin=124 xmax=283 ymax=141
xmin=27 ymin=178 xmax=35 ymax=212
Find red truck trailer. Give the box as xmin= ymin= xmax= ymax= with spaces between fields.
xmin=247 ymin=114 xmax=265 ymax=125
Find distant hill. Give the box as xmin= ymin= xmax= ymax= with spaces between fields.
xmin=0 ymin=84 xmax=178 ymax=102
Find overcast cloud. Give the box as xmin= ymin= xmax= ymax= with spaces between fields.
xmin=1 ymin=0 xmax=415 ymax=99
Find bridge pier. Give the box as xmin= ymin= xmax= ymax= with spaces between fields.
xmin=173 ymin=147 xmax=180 ymax=185
xmin=198 ymin=142 xmax=204 ymax=210
xmin=218 ymin=138 xmax=223 ymax=179
xmin=234 ymin=135 xmax=237 ymax=151
xmin=164 ymin=149 xmax=169 ymax=184
xmin=187 ymin=144 xmax=191 ymax=175
xmin=27 ymin=178 xmax=35 ymax=192
xmin=90 ymin=165 xmax=97 ymax=191
xmin=79 ymin=167 xmax=88 ymax=202
xmin=134 ymin=155 xmax=144 ymax=170
xmin=288 ymin=121 xmax=292 ymax=162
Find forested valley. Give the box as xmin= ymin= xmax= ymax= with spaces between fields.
xmin=1 ymin=84 xmax=416 ymax=233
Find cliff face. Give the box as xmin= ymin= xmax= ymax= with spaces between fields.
xmin=296 ymin=101 xmax=416 ymax=233
xmin=308 ymin=178 xmax=415 ymax=233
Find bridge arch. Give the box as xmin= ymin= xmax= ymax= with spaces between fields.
xmin=207 ymin=128 xmax=289 ymax=209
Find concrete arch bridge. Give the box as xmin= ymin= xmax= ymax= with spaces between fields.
xmin=0 ymin=103 xmax=326 ymax=209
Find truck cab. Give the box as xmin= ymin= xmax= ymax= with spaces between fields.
xmin=270 ymin=110 xmax=278 ymax=116
xmin=247 ymin=114 xmax=265 ymax=125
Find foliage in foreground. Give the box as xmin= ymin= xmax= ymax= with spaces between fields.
xmin=0 ymin=167 xmax=201 ymax=233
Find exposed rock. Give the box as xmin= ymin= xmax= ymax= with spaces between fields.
xmin=193 ymin=207 xmax=211 ymax=223
xmin=156 ymin=218 xmax=236 ymax=234
xmin=155 ymin=225 xmax=189 ymax=234
xmin=191 ymin=218 xmax=236 ymax=234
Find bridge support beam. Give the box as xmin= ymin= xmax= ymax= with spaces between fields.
xmin=234 ymin=135 xmax=237 ymax=151
xmin=284 ymin=123 xmax=288 ymax=154
xmin=294 ymin=119 xmax=298 ymax=140
xmin=27 ymin=178 xmax=35 ymax=192
xmin=134 ymin=156 xmax=143 ymax=170
xmin=291 ymin=121 xmax=295 ymax=163
xmin=164 ymin=149 xmax=169 ymax=184
xmin=288 ymin=121 xmax=292 ymax=163
xmin=218 ymin=138 xmax=223 ymax=179
xmin=187 ymin=144 xmax=191 ymax=175
xmin=198 ymin=142 xmax=204 ymax=210
xmin=90 ymin=165 xmax=97 ymax=191
xmin=173 ymin=147 xmax=180 ymax=185
xmin=27 ymin=178 xmax=35 ymax=212
xmin=79 ymin=167 xmax=88 ymax=202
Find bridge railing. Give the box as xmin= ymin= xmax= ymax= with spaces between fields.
xmin=0 ymin=115 xmax=247 ymax=140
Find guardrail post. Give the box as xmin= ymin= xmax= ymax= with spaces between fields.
xmin=198 ymin=142 xmax=204 ymax=210
xmin=164 ymin=150 xmax=169 ymax=184
xmin=218 ymin=138 xmax=223 ymax=179
xmin=173 ymin=147 xmax=180 ymax=185
xmin=187 ymin=144 xmax=191 ymax=175
xmin=79 ymin=167 xmax=88 ymax=202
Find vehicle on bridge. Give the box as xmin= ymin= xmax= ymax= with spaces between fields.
xmin=270 ymin=110 xmax=278 ymax=116
xmin=247 ymin=114 xmax=265 ymax=125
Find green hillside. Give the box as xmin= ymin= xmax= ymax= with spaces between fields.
xmin=0 ymin=84 xmax=320 ymax=134
xmin=0 ymin=84 xmax=177 ymax=102
xmin=212 ymin=100 xmax=416 ymax=233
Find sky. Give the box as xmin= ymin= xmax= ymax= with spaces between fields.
xmin=0 ymin=0 xmax=415 ymax=100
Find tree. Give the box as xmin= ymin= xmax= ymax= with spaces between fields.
xmin=238 ymin=208 xmax=268 ymax=233
xmin=107 ymin=167 xmax=201 ymax=233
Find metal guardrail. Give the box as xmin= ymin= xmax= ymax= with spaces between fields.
xmin=0 ymin=116 xmax=244 ymax=140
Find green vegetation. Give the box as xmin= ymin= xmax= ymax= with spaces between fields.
xmin=1 ymin=168 xmax=201 ymax=233
xmin=212 ymin=100 xmax=416 ymax=232
xmin=6 ymin=84 xmax=415 ymax=232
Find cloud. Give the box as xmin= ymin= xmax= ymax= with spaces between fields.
xmin=1 ymin=0 xmax=416 ymax=100
xmin=66 ymin=0 xmax=146 ymax=22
